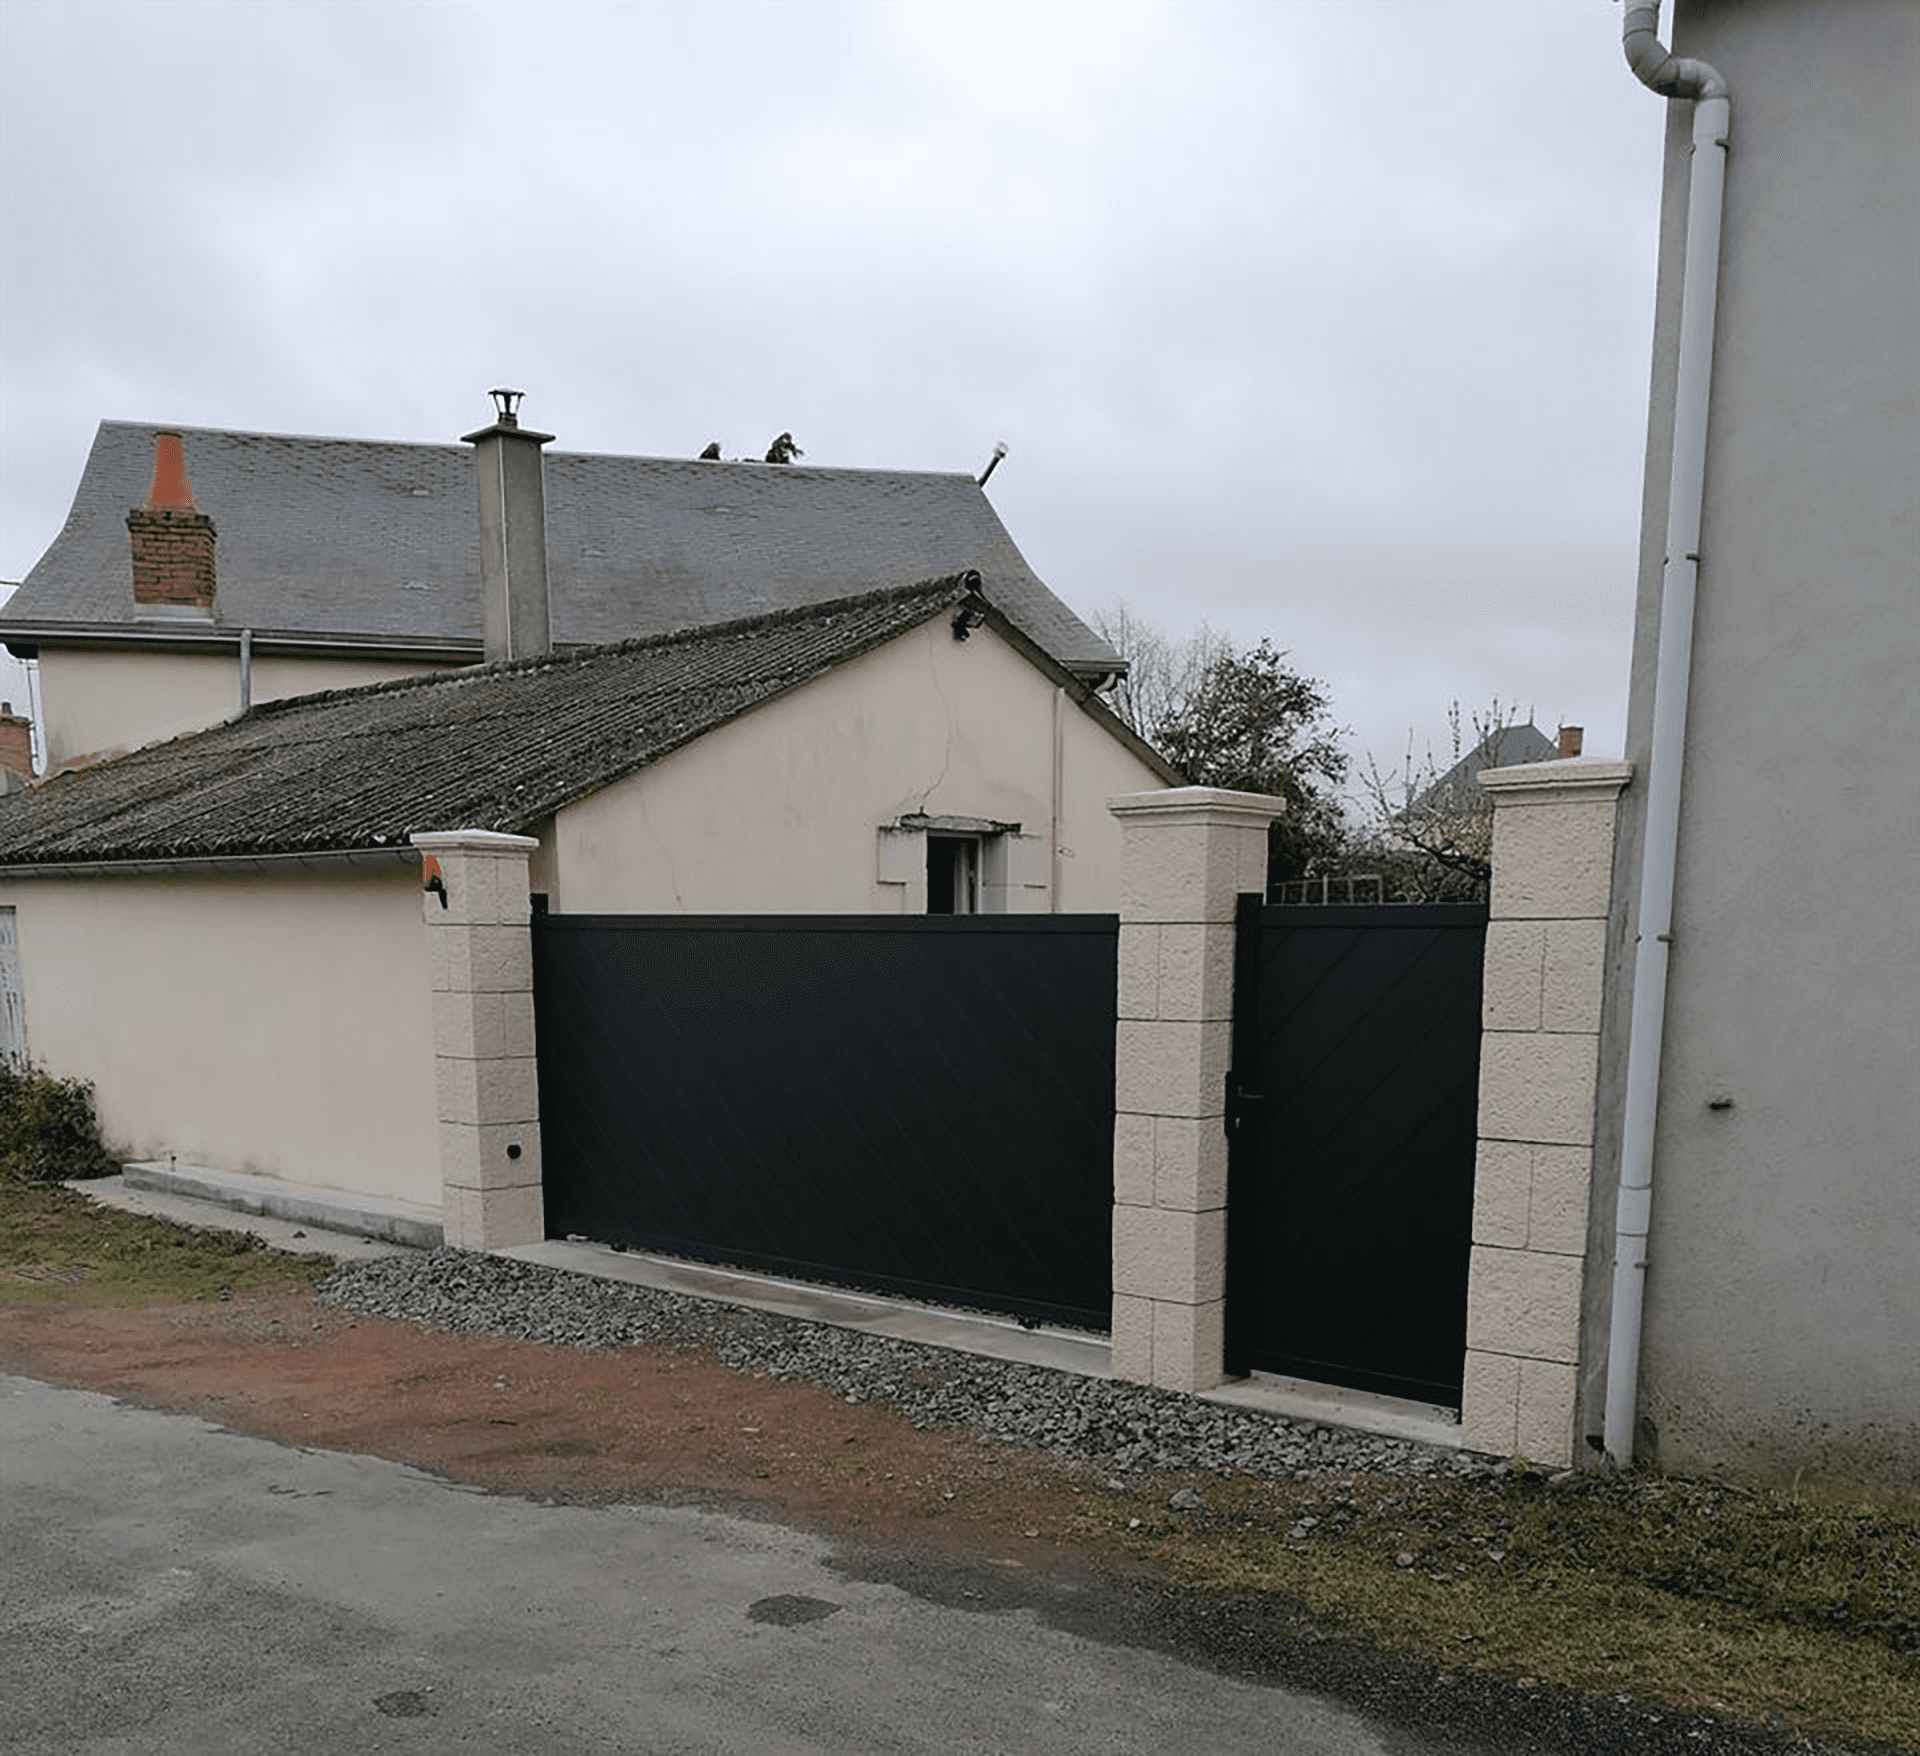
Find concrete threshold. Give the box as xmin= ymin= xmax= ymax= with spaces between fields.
xmin=1205 ymin=1373 xmax=1461 ymax=1451
xmin=116 ymin=1161 xmax=442 ymax=1252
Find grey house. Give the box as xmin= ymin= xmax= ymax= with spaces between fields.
xmin=2 ymin=412 xmax=1123 ymax=770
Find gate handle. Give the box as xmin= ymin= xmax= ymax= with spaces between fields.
xmin=1225 ymin=1078 xmax=1266 ymax=1136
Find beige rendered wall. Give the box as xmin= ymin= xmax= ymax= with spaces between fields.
xmin=0 ymin=863 xmax=441 ymax=1205
xmin=39 ymin=648 xmax=447 ymax=769
xmin=549 ymin=618 xmax=1165 ymax=914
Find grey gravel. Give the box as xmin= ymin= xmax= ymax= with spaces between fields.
xmin=317 ymin=1248 xmax=1500 ymax=1485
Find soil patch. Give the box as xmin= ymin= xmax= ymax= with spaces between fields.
xmin=0 ymin=1282 xmax=1098 ymax=1563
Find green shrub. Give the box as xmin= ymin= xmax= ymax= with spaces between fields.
xmin=0 ymin=1064 xmax=119 ymax=1185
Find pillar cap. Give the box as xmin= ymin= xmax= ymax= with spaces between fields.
xmin=1109 ymin=785 xmax=1287 ymax=828
xmin=409 ymin=829 xmax=540 ymax=855
xmin=1480 ymin=759 xmax=1634 ymax=805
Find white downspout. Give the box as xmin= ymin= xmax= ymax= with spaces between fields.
xmin=1605 ymin=3 xmax=1731 ymax=1467
xmin=1050 ymin=683 xmax=1066 ymax=911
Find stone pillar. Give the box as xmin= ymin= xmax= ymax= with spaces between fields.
xmin=1109 ymin=787 xmax=1285 ymax=1392
xmin=412 ymin=830 xmax=544 ymax=1250
xmin=1461 ymin=760 xmax=1632 ymax=1465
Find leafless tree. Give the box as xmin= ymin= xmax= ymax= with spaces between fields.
xmin=1087 ymin=603 xmax=1232 ymax=741
xmin=1353 ymin=699 xmax=1546 ymax=902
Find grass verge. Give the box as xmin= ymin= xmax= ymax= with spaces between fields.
xmin=1074 ymin=1466 xmax=1920 ymax=1751
xmin=0 ymin=1176 xmax=333 ymax=1306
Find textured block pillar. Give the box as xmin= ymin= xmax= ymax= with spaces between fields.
xmin=1109 ymin=787 xmax=1285 ymax=1392
xmin=1461 ymin=761 xmax=1631 ymax=1464
xmin=412 ymin=830 xmax=544 ymax=1249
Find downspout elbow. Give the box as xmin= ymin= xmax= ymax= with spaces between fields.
xmin=1623 ymin=3 xmax=1728 ymax=103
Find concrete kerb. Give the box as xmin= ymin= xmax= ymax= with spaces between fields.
xmin=104 ymin=1164 xmax=434 ymax=1255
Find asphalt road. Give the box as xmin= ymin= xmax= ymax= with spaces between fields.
xmin=2 ymin=1374 xmax=1428 ymax=1756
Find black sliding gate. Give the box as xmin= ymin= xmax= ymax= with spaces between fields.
xmin=533 ymin=913 xmax=1118 ymax=1330
xmin=1225 ymin=900 xmax=1486 ymax=1407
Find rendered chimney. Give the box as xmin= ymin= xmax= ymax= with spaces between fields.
xmin=462 ymin=389 xmax=554 ymax=663
xmin=126 ymin=430 xmax=216 ymax=612
xmin=0 ymin=701 xmax=32 ymax=790
xmin=1557 ymin=725 xmax=1585 ymax=759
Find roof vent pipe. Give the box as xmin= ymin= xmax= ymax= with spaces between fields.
xmin=462 ymin=390 xmax=555 ymax=664
xmin=228 ymin=627 xmax=253 ymax=723
xmin=1605 ymin=3 xmax=1731 ymax=1470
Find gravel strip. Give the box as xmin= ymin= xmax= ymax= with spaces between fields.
xmin=317 ymin=1248 xmax=1500 ymax=1484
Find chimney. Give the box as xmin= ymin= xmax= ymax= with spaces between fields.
xmin=127 ymin=430 xmax=216 ymax=613
xmin=0 ymin=701 xmax=34 ymax=792
xmin=1557 ymin=725 xmax=1585 ymax=759
xmin=462 ymin=389 xmax=553 ymax=663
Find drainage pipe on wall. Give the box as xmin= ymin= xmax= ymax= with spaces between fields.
xmin=1605 ymin=3 xmax=1731 ymax=1467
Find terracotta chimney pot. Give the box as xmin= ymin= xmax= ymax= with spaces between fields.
xmin=145 ymin=430 xmax=199 ymax=511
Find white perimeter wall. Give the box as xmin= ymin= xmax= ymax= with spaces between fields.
xmin=39 ymin=649 xmax=446 ymax=770
xmin=1 ymin=863 xmax=440 ymax=1205
xmin=549 ymin=618 xmax=1166 ymax=914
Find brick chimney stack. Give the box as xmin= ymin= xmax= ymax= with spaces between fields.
xmin=1557 ymin=725 xmax=1585 ymax=759
xmin=0 ymin=701 xmax=34 ymax=792
xmin=126 ymin=431 xmax=216 ymax=613
xmin=462 ymin=390 xmax=553 ymax=664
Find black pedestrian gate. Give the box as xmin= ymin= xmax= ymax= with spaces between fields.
xmin=532 ymin=913 xmax=1119 ymax=1330
xmin=1225 ymin=899 xmax=1486 ymax=1406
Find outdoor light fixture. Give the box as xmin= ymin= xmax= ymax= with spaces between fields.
xmin=950 ymin=572 xmax=990 ymax=640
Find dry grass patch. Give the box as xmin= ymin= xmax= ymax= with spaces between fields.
xmin=1082 ymin=1467 xmax=1919 ymax=1751
xmin=0 ymin=1178 xmax=331 ymax=1306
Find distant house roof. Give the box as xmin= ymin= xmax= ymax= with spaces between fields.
xmin=0 ymin=577 xmax=1170 ymax=868
xmin=1 ymin=419 xmax=1122 ymax=678
xmin=1415 ymin=723 xmax=1560 ymax=814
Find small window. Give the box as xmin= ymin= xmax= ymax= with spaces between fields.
xmin=926 ymin=835 xmax=980 ymax=915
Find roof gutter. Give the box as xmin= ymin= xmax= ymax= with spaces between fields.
xmin=1606 ymin=2 xmax=1731 ymax=1470
xmin=0 ymin=847 xmax=421 ymax=881
xmin=0 ymin=622 xmax=481 ymax=664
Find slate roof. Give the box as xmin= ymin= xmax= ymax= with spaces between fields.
xmin=1416 ymin=724 xmax=1560 ymax=813
xmin=1 ymin=420 xmax=1122 ymax=676
xmin=0 ymin=577 xmax=1024 ymax=866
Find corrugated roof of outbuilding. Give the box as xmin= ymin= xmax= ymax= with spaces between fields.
xmin=0 ymin=577 xmax=1014 ymax=864
xmin=1 ymin=421 xmax=1122 ymax=675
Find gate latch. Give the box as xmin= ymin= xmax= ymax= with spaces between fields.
xmin=1225 ymin=1075 xmax=1266 ymax=1137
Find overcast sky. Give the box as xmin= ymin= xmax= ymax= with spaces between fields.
xmin=0 ymin=0 xmax=1668 ymax=791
